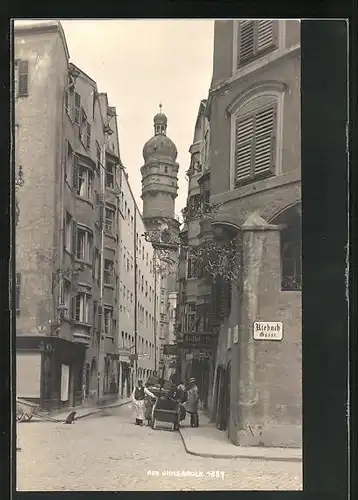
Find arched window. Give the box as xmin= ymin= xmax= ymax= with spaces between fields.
xmin=228 ymin=83 xmax=285 ymax=190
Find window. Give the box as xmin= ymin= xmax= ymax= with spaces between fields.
xmin=64 ymin=212 xmax=72 ymax=252
xmin=76 ymin=228 xmax=93 ymax=262
xmin=145 ymin=311 xmax=148 ymax=328
xmin=73 ymin=92 xmax=81 ymax=125
xmin=77 ymin=164 xmax=93 ymax=199
xmin=104 ymin=308 xmax=113 ymax=336
xmin=185 ymin=303 xmax=197 ymax=332
xmin=203 ymin=130 xmax=210 ymax=163
xmin=235 ymin=103 xmax=277 ymax=187
xmin=62 ymin=280 xmax=71 ymax=319
xmin=124 ymin=201 xmax=128 ymax=218
xmin=73 ymin=293 xmax=90 ymax=323
xmin=105 ymin=206 xmax=115 ymax=234
xmin=160 ymin=313 xmax=166 ymax=322
xmin=164 ymin=166 xmax=168 ymax=174
xmin=86 ymin=123 xmax=91 ymax=149
xmin=65 ymin=142 xmax=73 ymax=184
xmin=104 ymin=259 xmax=114 ymax=285
xmin=131 ymin=216 xmax=134 ymax=228
xmin=16 ymin=273 xmax=21 ymax=316
xmin=105 ymin=162 xmax=115 ymax=188
xmin=94 ymin=249 xmax=100 ymax=282
xmin=237 ymin=20 xmax=278 ymax=68
xmin=145 ymin=281 xmax=148 ymax=297
xmin=14 ymin=60 xmax=29 ymax=97
xmin=187 ymin=254 xmax=197 ymax=279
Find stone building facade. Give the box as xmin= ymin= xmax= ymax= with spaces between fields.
xmin=176 ymin=19 xmax=301 ymax=448
xmin=117 ymin=168 xmax=160 ymax=395
xmin=15 ymin=21 xmax=121 ymax=409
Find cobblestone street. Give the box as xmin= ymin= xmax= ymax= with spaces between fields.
xmin=17 ymin=404 xmax=302 ymax=491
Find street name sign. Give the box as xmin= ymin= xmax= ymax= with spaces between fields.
xmin=253 ymin=322 xmax=283 ymax=341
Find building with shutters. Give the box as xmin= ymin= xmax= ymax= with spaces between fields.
xmin=15 ymin=20 xmax=122 ymax=410
xmin=176 ymin=19 xmax=302 ymax=448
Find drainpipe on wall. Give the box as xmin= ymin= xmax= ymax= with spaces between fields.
xmin=153 ymin=249 xmax=158 ymax=374
xmin=133 ymin=207 xmax=138 ymax=387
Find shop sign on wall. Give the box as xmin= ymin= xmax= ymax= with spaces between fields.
xmin=253 ymin=322 xmax=283 ymax=341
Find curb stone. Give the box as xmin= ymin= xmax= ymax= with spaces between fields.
xmin=22 ymin=400 xmax=131 ymax=423
xmin=178 ymin=429 xmax=302 ymax=463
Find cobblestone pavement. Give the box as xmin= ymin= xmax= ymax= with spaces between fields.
xmin=17 ymin=404 xmax=302 ymax=491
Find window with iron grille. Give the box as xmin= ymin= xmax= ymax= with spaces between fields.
xmin=237 ymin=20 xmax=278 ymax=68
xmin=105 ymin=162 xmax=115 ymax=188
xmin=16 ymin=273 xmax=21 ymax=316
xmin=105 ymin=206 xmax=115 ymax=234
xmin=104 ymin=259 xmax=114 ymax=285
xmin=235 ymin=103 xmax=277 ymax=187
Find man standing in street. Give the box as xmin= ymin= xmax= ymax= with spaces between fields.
xmin=185 ymin=377 xmax=200 ymax=427
xmin=131 ymin=380 xmax=156 ymax=426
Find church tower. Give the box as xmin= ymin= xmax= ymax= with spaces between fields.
xmin=141 ymin=108 xmax=180 ymax=366
xmin=141 ymin=107 xmax=179 ymax=229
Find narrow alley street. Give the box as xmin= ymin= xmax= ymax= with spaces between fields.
xmin=17 ymin=404 xmax=302 ymax=491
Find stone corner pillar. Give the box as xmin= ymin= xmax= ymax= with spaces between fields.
xmin=231 ymin=211 xmax=285 ymax=447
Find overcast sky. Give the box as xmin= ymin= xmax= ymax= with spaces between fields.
xmin=57 ymin=20 xmax=215 ymax=216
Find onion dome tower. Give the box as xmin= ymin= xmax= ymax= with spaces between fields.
xmin=141 ymin=105 xmax=180 ymax=247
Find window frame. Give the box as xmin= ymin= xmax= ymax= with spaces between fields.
xmin=105 ymin=161 xmax=115 ymax=189
xmin=104 ymin=307 xmax=113 ymax=336
xmin=73 ymin=292 xmax=90 ymax=324
xmin=105 ymin=205 xmax=115 ymax=235
xmin=229 ymin=85 xmax=285 ymax=191
xmin=76 ymin=227 xmax=93 ymax=263
xmin=77 ymin=163 xmax=93 ymax=200
xmin=104 ymin=259 xmax=114 ymax=286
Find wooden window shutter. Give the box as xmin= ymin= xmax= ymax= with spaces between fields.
xmin=235 ymin=114 xmax=254 ymax=185
xmin=72 ymin=220 xmax=78 ymax=258
xmin=256 ymin=20 xmax=278 ymax=53
xmin=74 ymin=92 xmax=81 ymax=125
xmin=254 ymin=103 xmax=277 ymax=177
xmin=72 ymin=153 xmax=79 ymax=190
xmin=86 ymin=123 xmax=91 ymax=149
xmin=18 ymin=60 xmax=29 ymax=97
xmin=99 ymin=194 xmax=105 ymax=225
xmin=64 ymin=89 xmax=69 ymax=113
xmin=70 ymin=297 xmax=76 ymax=320
xmin=238 ymin=21 xmax=255 ymax=67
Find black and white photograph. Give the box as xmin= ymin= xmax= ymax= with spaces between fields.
xmin=14 ymin=18 xmax=303 ymax=492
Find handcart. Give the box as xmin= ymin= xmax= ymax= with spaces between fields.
xmin=16 ymin=398 xmax=59 ymax=423
xmin=151 ymin=396 xmax=180 ymax=431
xmin=16 ymin=398 xmax=40 ymax=422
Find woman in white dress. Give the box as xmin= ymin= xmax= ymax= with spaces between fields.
xmin=131 ymin=380 xmax=156 ymax=425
